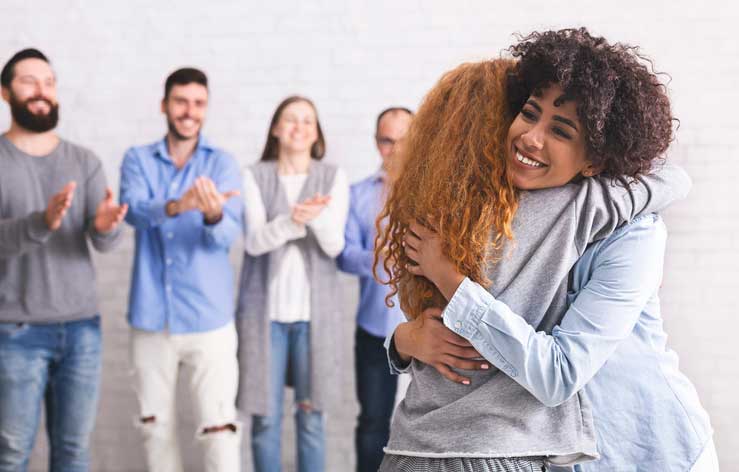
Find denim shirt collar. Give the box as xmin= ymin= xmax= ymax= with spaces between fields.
xmin=154 ymin=134 xmax=213 ymax=165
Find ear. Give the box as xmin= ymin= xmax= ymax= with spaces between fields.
xmin=582 ymin=162 xmax=603 ymax=178
xmin=160 ymin=98 xmax=167 ymax=114
xmin=1 ymin=86 xmax=9 ymax=103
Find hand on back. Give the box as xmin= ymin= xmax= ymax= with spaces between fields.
xmin=394 ymin=307 xmax=488 ymax=385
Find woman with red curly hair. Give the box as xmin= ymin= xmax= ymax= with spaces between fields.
xmin=377 ymin=29 xmax=714 ymax=471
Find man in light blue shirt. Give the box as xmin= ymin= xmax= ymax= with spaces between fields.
xmin=119 ymin=67 xmax=243 ymax=472
xmin=337 ymin=106 xmax=413 ymax=472
xmin=389 ymin=214 xmax=717 ymax=470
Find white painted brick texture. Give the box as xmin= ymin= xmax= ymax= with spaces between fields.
xmin=1 ymin=1 xmax=737 ymax=470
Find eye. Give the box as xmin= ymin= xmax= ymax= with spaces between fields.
xmin=520 ymin=108 xmax=537 ymax=122
xmin=552 ymin=127 xmax=572 ymax=140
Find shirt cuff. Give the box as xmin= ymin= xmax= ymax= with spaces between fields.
xmin=277 ymin=214 xmax=308 ymax=240
xmin=384 ymin=331 xmax=412 ymax=374
xmin=442 ymin=276 xmax=492 ymax=339
xmin=26 ymin=211 xmax=53 ymax=243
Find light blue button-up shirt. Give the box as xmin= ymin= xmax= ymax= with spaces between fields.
xmin=437 ymin=215 xmax=712 ymax=470
xmin=337 ymin=171 xmax=405 ymax=338
xmin=120 ymin=136 xmax=243 ymax=334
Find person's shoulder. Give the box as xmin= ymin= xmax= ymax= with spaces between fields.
xmin=595 ymin=213 xmax=666 ymax=256
xmin=123 ymin=139 xmax=162 ymax=163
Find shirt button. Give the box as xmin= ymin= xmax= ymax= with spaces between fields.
xmin=454 ymin=321 xmax=462 ymax=329
xmin=166 ymin=258 xmax=173 ymax=266
xmin=170 ymin=182 xmax=177 ymax=189
xmin=165 ymin=285 xmax=172 ymax=292
xmin=166 ymin=232 xmax=174 ymax=239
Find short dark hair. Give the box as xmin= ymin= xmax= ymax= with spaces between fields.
xmin=376 ymin=107 xmax=413 ymax=134
xmin=164 ymin=67 xmax=208 ymax=99
xmin=260 ymin=96 xmax=326 ymax=161
xmin=1 ymin=48 xmax=50 ymax=88
xmin=506 ymin=28 xmax=674 ymax=178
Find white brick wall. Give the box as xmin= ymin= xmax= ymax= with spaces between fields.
xmin=2 ymin=1 xmax=737 ymax=470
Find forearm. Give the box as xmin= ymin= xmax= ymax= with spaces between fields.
xmin=384 ymin=325 xmax=413 ymax=374
xmin=0 ymin=212 xmax=53 ymax=258
xmin=87 ymin=222 xmax=123 ymax=252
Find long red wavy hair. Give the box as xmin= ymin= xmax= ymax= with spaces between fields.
xmin=374 ymin=59 xmax=519 ymax=319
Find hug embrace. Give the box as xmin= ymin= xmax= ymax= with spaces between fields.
xmin=376 ymin=28 xmax=716 ymax=472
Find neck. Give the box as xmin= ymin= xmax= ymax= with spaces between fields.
xmin=166 ymin=133 xmax=198 ymax=167
xmin=4 ymin=122 xmax=59 ymax=156
xmin=277 ymin=150 xmax=312 ymax=174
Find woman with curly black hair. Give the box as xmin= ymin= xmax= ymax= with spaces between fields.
xmin=379 ymin=28 xmax=716 ymax=471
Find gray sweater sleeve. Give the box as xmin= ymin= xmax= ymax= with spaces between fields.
xmin=83 ymin=154 xmax=122 ymax=252
xmin=574 ymin=163 xmax=691 ymax=253
xmin=0 ymin=210 xmax=54 ymax=258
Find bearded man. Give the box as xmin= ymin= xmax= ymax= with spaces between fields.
xmin=0 ymin=48 xmax=127 ymax=471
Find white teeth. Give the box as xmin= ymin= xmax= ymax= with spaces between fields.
xmin=516 ymin=151 xmax=544 ymax=168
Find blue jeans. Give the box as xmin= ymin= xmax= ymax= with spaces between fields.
xmin=355 ymin=327 xmax=398 ymax=472
xmin=252 ymin=321 xmax=325 ymax=472
xmin=0 ymin=316 xmax=102 ymax=472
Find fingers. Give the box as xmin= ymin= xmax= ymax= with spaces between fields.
xmin=222 ymin=190 xmax=240 ymax=199
xmin=440 ymin=355 xmax=489 ymax=371
xmin=433 ymin=363 xmax=471 ymax=385
xmin=409 ymin=220 xmax=434 ymax=239
xmin=104 ymin=187 xmax=113 ymax=202
xmin=404 ymin=231 xmax=421 ymax=251
xmin=405 ymin=246 xmax=420 ymax=265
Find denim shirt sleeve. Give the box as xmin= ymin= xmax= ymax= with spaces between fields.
xmin=119 ymin=148 xmax=168 ymax=229
xmin=337 ymin=185 xmax=375 ymax=278
xmin=443 ymin=215 xmax=666 ymax=407
xmin=384 ymin=327 xmax=412 ymax=374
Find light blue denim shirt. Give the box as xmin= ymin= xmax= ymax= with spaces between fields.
xmin=437 ymin=215 xmax=712 ymax=470
xmin=337 ymin=171 xmax=404 ymax=338
xmin=120 ymin=136 xmax=243 ymax=334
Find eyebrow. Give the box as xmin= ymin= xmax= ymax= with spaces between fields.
xmin=553 ymin=115 xmax=578 ymax=132
xmin=526 ymin=98 xmax=579 ymax=132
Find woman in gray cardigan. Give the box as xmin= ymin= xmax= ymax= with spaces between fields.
xmin=376 ymin=28 xmax=694 ymax=471
xmin=236 ymin=96 xmax=349 ymax=472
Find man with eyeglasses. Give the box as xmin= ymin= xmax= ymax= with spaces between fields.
xmin=0 ymin=48 xmax=127 ymax=471
xmin=338 ymin=106 xmax=413 ymax=472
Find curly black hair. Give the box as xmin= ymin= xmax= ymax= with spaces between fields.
xmin=506 ymin=28 xmax=674 ymax=178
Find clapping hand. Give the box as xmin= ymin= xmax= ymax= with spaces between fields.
xmin=291 ymin=193 xmax=331 ymax=225
xmin=45 ymin=181 xmax=76 ymax=231
xmin=94 ymin=188 xmax=129 ymax=234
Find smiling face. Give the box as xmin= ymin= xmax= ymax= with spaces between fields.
xmin=505 ymin=83 xmax=599 ymax=190
xmin=1 ymin=57 xmax=59 ymax=132
xmin=161 ymin=82 xmax=208 ymax=141
xmin=271 ymin=100 xmax=319 ymax=156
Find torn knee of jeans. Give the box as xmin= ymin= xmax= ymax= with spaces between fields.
xmin=197 ymin=420 xmax=242 ymax=440
xmin=201 ymin=423 xmax=237 ymax=434
xmin=140 ymin=415 xmax=156 ymax=424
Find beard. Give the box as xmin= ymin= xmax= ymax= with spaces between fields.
xmin=166 ymin=115 xmax=201 ymax=141
xmin=9 ymin=93 xmax=59 ymax=133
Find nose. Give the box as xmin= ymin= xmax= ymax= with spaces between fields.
xmin=520 ymin=125 xmax=544 ymax=151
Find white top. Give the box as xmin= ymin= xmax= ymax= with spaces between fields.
xmin=243 ymin=166 xmax=349 ymax=322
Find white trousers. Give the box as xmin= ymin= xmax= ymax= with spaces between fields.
xmin=130 ymin=322 xmax=241 ymax=472
xmin=691 ymin=439 xmax=720 ymax=472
